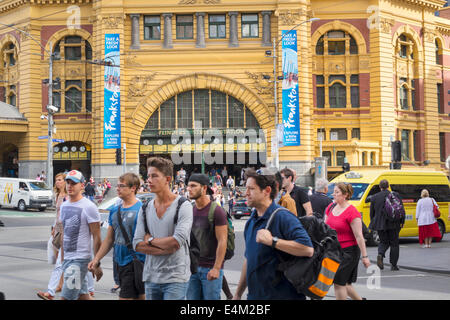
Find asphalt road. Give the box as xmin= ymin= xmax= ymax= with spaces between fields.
xmin=1 ymin=208 xmax=449 ymax=301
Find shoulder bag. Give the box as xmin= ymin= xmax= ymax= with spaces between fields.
xmin=117 ymin=206 xmax=145 ymax=292
xmin=432 ymin=198 xmax=441 ymax=218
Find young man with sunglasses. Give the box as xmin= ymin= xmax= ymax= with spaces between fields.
xmin=233 ymin=169 xmax=313 ymax=300
xmin=88 ymin=173 xmax=146 ymax=300
xmin=280 ymin=168 xmax=313 ymax=217
xmin=59 ymin=170 xmax=102 ymax=300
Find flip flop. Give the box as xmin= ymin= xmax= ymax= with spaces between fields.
xmin=37 ymin=291 xmax=54 ymax=300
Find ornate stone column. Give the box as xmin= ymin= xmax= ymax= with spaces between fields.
xmin=196 ymin=12 xmax=206 ymax=48
xmin=162 ymin=13 xmax=173 ymax=49
xmin=228 ymin=12 xmax=238 ymax=47
xmin=130 ymin=14 xmax=140 ymax=49
xmin=261 ymin=11 xmax=272 ymax=47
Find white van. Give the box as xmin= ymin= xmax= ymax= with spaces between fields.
xmin=0 ymin=178 xmax=53 ymax=211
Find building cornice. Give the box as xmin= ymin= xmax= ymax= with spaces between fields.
xmin=0 ymin=0 xmax=92 ymax=14
xmin=394 ymin=0 xmax=446 ymax=11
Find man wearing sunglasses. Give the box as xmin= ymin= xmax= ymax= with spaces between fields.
xmin=59 ymin=170 xmax=102 ymax=300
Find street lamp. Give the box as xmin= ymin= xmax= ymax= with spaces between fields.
xmin=267 ymin=17 xmax=320 ymax=169
xmin=0 ymin=22 xmax=58 ymax=190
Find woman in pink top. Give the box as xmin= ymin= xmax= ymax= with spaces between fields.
xmin=325 ymin=182 xmax=370 ymax=300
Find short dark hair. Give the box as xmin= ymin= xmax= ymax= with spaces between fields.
xmin=280 ymin=168 xmax=295 ymax=183
xmin=379 ymin=179 xmax=389 ymax=190
xmin=147 ymin=156 xmax=174 ymax=177
xmin=245 ymin=169 xmax=277 ymax=200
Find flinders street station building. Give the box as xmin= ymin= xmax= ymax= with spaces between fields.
xmin=0 ymin=0 xmax=449 ymax=185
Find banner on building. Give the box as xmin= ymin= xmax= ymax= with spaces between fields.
xmin=281 ymin=30 xmax=300 ymax=146
xmin=104 ymin=34 xmax=121 ymax=149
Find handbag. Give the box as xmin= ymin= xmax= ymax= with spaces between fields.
xmin=117 ymin=206 xmax=145 ymax=293
xmin=432 ymin=199 xmax=441 ymax=218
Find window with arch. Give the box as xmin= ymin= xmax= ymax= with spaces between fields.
xmin=395 ymin=34 xmax=418 ymax=111
xmin=1 ymin=42 xmax=18 ymax=105
xmin=398 ymin=77 xmax=416 ymax=110
xmin=435 ymin=39 xmax=443 ymax=65
xmin=397 ymin=34 xmax=414 ymax=59
xmin=316 ymin=30 xmax=358 ymax=56
xmin=51 ymin=34 xmax=92 ymax=113
xmin=144 ymin=89 xmax=259 ymax=130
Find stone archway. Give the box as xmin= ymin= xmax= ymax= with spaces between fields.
xmin=129 ymin=72 xmax=274 ymax=152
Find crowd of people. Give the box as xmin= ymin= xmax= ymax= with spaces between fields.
xmin=35 ymin=158 xmax=444 ymax=301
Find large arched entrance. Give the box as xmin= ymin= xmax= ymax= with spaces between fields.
xmin=53 ymin=141 xmax=92 ymax=180
xmin=0 ymin=143 xmax=18 ymax=177
xmin=139 ymin=88 xmax=267 ymax=184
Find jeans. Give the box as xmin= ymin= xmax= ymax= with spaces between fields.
xmin=144 ymin=281 xmax=188 ymax=300
xmin=61 ymin=259 xmax=90 ymax=300
xmin=187 ymin=267 xmax=223 ymax=300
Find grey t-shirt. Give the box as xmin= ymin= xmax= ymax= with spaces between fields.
xmin=133 ymin=195 xmax=193 ymax=284
xmin=60 ymin=197 xmax=100 ymax=260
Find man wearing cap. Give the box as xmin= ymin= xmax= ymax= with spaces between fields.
xmin=59 ymin=170 xmax=103 ymax=300
xmin=186 ymin=173 xmax=228 ymax=300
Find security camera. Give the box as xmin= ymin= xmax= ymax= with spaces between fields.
xmin=47 ymin=105 xmax=58 ymax=113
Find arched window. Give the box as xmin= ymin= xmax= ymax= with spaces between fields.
xmin=315 ymin=30 xmax=358 ymax=56
xmin=1 ymin=42 xmax=18 ymax=106
xmin=435 ymin=39 xmax=442 ymax=65
xmin=395 ymin=34 xmax=417 ymax=111
xmin=329 ymin=82 xmax=346 ymax=108
xmin=145 ymin=89 xmax=259 ymax=130
xmin=54 ymin=36 xmax=92 ymax=61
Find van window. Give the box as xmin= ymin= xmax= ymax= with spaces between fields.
xmin=327 ymin=183 xmax=369 ymax=200
xmin=29 ymin=181 xmax=50 ymax=190
xmin=19 ymin=182 xmax=29 ymax=190
xmin=390 ymin=184 xmax=450 ymax=203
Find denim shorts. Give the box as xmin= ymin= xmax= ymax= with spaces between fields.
xmin=144 ymin=281 xmax=188 ymax=300
xmin=61 ymin=259 xmax=90 ymax=300
xmin=186 ymin=266 xmax=223 ymax=300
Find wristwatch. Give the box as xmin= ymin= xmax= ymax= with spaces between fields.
xmin=147 ymin=237 xmax=154 ymax=246
xmin=272 ymin=236 xmax=279 ymax=248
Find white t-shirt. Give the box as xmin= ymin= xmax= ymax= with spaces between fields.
xmin=60 ymin=197 xmax=100 ymax=260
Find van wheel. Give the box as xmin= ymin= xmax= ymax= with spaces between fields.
xmin=435 ymin=220 xmax=445 ymax=243
xmin=366 ymin=230 xmax=380 ymax=247
xmin=17 ymin=200 xmax=26 ymax=212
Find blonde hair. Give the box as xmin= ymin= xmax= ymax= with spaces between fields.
xmin=421 ymin=189 xmax=429 ymax=198
xmin=54 ymin=172 xmax=67 ymax=197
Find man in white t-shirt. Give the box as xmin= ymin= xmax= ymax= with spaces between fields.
xmin=59 ymin=170 xmax=102 ymax=300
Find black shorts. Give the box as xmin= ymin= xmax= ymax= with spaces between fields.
xmin=333 ymin=245 xmax=360 ymax=286
xmin=118 ymin=261 xmax=145 ymax=299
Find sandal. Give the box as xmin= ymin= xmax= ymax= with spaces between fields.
xmin=37 ymin=291 xmax=54 ymax=300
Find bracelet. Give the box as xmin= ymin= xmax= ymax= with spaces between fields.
xmin=361 ymin=256 xmax=368 ymax=259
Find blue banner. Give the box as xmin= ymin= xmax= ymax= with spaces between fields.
xmin=104 ymin=34 xmax=121 ymax=149
xmin=281 ymin=30 xmax=300 ymax=146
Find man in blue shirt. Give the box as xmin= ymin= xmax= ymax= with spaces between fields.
xmin=88 ymin=173 xmax=146 ymax=300
xmin=233 ymin=169 xmax=313 ymax=300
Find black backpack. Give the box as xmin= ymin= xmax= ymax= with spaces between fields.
xmin=142 ymin=197 xmax=200 ymax=274
xmin=266 ymin=211 xmax=343 ymax=300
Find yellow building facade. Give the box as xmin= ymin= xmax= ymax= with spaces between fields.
xmin=0 ymin=0 xmax=449 ymax=184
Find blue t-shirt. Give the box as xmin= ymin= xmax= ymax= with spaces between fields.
xmin=244 ymin=201 xmax=312 ymax=300
xmin=108 ymin=200 xmax=146 ymax=266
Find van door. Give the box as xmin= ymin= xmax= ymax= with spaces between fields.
xmin=17 ymin=181 xmax=30 ymax=210
xmin=2 ymin=180 xmax=16 ymax=209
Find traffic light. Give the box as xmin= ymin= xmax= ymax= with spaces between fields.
xmin=115 ymin=148 xmax=122 ymax=165
xmin=392 ymin=140 xmax=402 ymax=162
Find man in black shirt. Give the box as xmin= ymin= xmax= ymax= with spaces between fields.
xmin=280 ymin=168 xmax=313 ymax=217
xmin=309 ymin=178 xmax=332 ymax=219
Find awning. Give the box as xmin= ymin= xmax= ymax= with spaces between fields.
xmin=0 ymin=101 xmax=28 ymax=132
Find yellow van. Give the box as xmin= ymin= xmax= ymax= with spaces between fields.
xmin=328 ymin=170 xmax=450 ymax=246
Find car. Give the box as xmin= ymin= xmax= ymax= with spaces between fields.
xmin=231 ymin=198 xmax=252 ymax=219
xmin=98 ymin=192 xmax=155 ymax=239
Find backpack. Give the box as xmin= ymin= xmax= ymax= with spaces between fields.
xmin=142 ymin=197 xmax=201 ymax=274
xmin=384 ymin=192 xmax=405 ymax=222
xmin=266 ymin=208 xmax=343 ymax=300
xmin=206 ymin=201 xmax=235 ymax=261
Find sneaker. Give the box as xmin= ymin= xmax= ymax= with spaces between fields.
xmin=377 ymin=254 xmax=384 ymax=270
xmin=37 ymin=291 xmax=54 ymax=300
